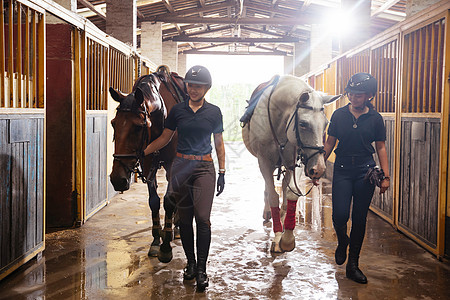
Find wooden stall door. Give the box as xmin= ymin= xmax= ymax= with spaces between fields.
xmin=85 ymin=113 xmax=107 ymax=218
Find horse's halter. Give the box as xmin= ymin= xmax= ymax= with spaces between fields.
xmin=112 ymin=97 xmax=155 ymax=184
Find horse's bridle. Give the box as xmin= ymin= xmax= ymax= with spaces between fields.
xmin=112 ymin=100 xmax=158 ymax=184
xmin=112 ymin=71 xmax=184 ymax=184
xmin=267 ymin=90 xmax=326 ymax=196
xmin=285 ymin=100 xmax=326 ymax=167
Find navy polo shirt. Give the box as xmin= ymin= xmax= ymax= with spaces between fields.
xmin=165 ymin=100 xmax=223 ymax=155
xmin=328 ymin=104 xmax=386 ymax=157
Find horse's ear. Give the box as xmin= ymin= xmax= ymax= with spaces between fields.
xmin=109 ymin=87 xmax=125 ymax=102
xmin=135 ymin=87 xmax=145 ymax=105
xmin=322 ymin=94 xmax=342 ymax=105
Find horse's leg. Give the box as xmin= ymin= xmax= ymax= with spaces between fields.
xmin=263 ymin=197 xmax=271 ymax=223
xmin=258 ymin=157 xmax=283 ymax=253
xmin=280 ymin=169 xmax=299 ymax=252
xmin=158 ymin=164 xmax=175 ymax=263
xmin=147 ymin=179 xmax=162 ymax=257
xmin=280 ymin=171 xmax=291 ymax=224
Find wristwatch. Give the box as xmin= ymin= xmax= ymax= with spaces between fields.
xmin=219 ymin=168 xmax=226 ymax=174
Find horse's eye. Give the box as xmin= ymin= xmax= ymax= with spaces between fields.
xmin=299 ymin=121 xmax=309 ymax=129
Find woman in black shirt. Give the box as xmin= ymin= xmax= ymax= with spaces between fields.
xmin=144 ymin=65 xmax=225 ymax=291
xmin=324 ymin=73 xmax=390 ymax=284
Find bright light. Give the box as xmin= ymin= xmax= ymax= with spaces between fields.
xmin=323 ymin=9 xmax=355 ymax=37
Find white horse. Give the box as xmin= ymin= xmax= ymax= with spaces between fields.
xmin=242 ymin=75 xmax=340 ymax=253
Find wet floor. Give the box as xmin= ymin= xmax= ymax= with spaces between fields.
xmin=1 ymin=142 xmax=450 ymax=299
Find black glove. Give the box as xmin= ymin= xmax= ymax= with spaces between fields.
xmin=216 ymin=173 xmax=225 ymax=196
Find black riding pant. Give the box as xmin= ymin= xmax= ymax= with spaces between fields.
xmin=332 ymin=156 xmax=375 ymax=256
xmin=168 ymin=157 xmax=215 ymax=268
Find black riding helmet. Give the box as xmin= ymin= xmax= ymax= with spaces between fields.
xmin=184 ymin=65 xmax=212 ymax=89
xmin=345 ymin=72 xmax=377 ymax=97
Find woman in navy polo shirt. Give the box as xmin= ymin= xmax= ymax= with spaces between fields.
xmin=144 ymin=65 xmax=225 ymax=291
xmin=324 ymin=73 xmax=390 ymax=284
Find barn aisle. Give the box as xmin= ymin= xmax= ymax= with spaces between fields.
xmin=1 ymin=142 xmax=449 ymax=299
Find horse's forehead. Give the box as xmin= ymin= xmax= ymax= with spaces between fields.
xmin=305 ymin=91 xmax=325 ymax=108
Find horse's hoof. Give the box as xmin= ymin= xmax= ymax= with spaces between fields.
xmin=158 ymin=249 xmax=173 ymax=263
xmin=158 ymin=243 xmax=173 ymax=263
xmin=270 ymin=232 xmax=284 ymax=253
xmin=148 ymin=245 xmax=160 ymax=257
xmin=270 ymin=241 xmax=284 ymax=253
xmin=173 ymin=226 xmax=181 ymax=239
xmin=280 ymin=231 xmax=295 ymax=252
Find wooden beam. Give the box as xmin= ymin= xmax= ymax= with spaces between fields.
xmin=163 ymin=25 xmax=233 ymax=41
xmin=151 ymin=16 xmax=315 ymax=25
xmin=144 ymin=0 xmax=234 ymax=19
xmin=77 ymin=0 xmax=106 ymax=20
xmin=372 ymin=0 xmax=401 ymax=17
xmin=171 ymin=36 xmax=299 ymax=43
xmin=180 ymin=49 xmax=288 ymax=56
xmin=137 ymin=9 xmax=145 ymax=20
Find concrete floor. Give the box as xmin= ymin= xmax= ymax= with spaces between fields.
xmin=1 ymin=142 xmax=450 ymax=299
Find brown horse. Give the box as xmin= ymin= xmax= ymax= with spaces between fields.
xmin=109 ymin=65 xmax=187 ymax=262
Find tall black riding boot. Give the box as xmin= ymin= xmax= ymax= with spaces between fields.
xmin=346 ymin=244 xmax=367 ymax=284
xmin=334 ymin=223 xmax=349 ymax=265
xmin=179 ymin=223 xmax=196 ymax=280
xmin=196 ymin=222 xmax=211 ymax=291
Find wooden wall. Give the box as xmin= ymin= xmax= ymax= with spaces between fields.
xmin=0 ymin=113 xmax=44 ymax=279
xmin=399 ymin=117 xmax=440 ymax=246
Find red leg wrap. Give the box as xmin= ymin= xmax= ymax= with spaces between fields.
xmin=284 ymin=200 xmax=297 ymax=230
xmin=270 ymin=206 xmax=282 ymax=233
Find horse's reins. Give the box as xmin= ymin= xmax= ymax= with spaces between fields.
xmin=267 ymin=88 xmax=325 ymax=197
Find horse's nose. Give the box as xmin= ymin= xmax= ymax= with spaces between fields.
xmin=308 ymin=166 xmax=324 ymax=179
xmin=110 ymin=176 xmax=131 ymax=192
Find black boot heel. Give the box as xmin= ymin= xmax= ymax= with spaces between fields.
xmin=196 ymin=271 xmax=209 ymax=291
xmin=346 ymin=259 xmax=367 ymax=284
xmin=183 ymin=261 xmax=197 ymax=280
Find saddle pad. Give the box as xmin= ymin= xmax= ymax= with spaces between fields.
xmin=240 ymin=75 xmax=280 ymax=125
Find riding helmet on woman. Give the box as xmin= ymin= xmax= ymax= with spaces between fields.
xmin=345 ymin=72 xmax=377 ymax=98
xmin=184 ymin=65 xmax=212 ymax=89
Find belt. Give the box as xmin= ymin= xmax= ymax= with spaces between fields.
xmin=335 ymin=155 xmax=373 ymax=165
xmin=176 ymin=152 xmax=213 ymax=161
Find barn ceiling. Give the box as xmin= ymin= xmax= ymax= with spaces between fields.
xmin=77 ymin=0 xmax=407 ymax=56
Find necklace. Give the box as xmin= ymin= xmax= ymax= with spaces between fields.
xmin=351 ymin=114 xmax=358 ymax=129
xmin=349 ymin=105 xmax=367 ymax=129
